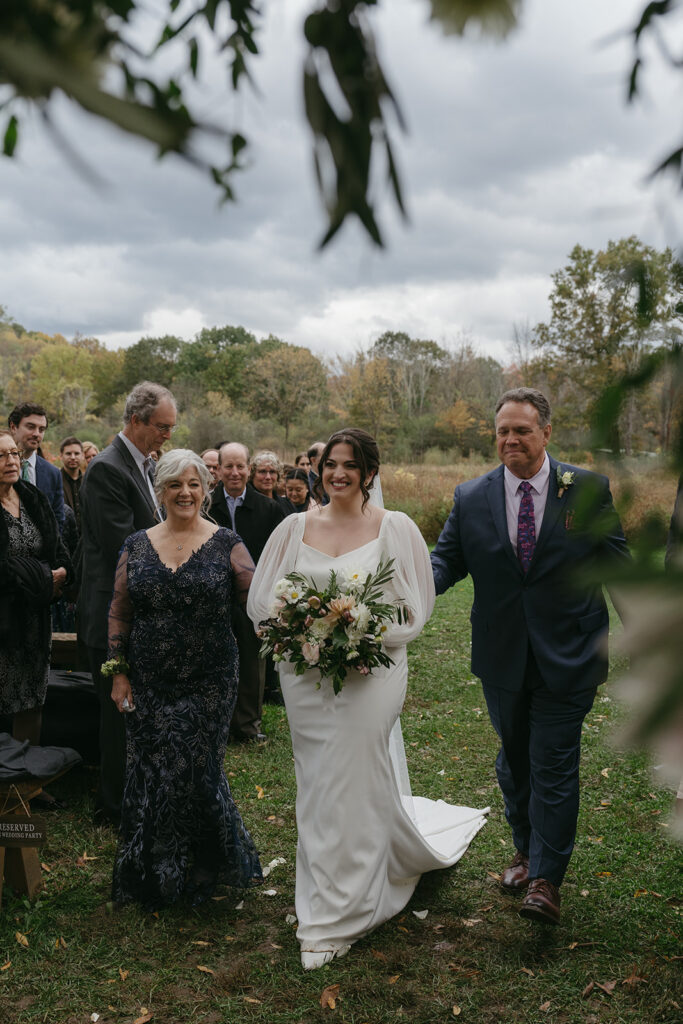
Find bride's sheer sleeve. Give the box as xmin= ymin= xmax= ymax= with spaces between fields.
xmin=107 ymin=541 xmax=134 ymax=662
xmin=230 ymin=538 xmax=255 ymax=606
xmin=247 ymin=515 xmax=303 ymax=626
xmin=382 ymin=512 xmax=436 ymax=648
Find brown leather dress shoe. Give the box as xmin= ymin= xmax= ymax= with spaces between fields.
xmin=500 ymin=851 xmax=530 ymax=892
xmin=519 ymin=878 xmax=561 ymax=925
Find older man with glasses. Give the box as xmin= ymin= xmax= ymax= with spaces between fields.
xmin=79 ymin=380 xmax=177 ymax=827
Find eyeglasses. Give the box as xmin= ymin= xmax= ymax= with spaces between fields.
xmin=149 ymin=421 xmax=176 ymax=435
xmin=255 ymin=468 xmax=277 ymax=475
xmin=0 ymin=450 xmax=21 ymax=463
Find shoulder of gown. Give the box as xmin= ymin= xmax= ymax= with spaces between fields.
xmin=380 ymin=510 xmax=436 ymax=647
xmin=246 ymin=514 xmax=305 ymax=625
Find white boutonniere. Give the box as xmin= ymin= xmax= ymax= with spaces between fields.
xmin=556 ymin=466 xmax=576 ymax=498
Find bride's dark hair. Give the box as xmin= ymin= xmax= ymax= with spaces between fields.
xmin=315 ymin=428 xmax=380 ymax=509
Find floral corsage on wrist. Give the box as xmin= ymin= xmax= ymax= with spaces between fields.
xmin=556 ymin=466 xmax=576 ymax=498
xmin=100 ymin=656 xmax=131 ymax=678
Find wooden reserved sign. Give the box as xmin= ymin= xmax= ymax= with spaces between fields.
xmin=0 ymin=816 xmax=47 ymax=847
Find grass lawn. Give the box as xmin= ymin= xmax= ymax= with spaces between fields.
xmin=1 ymin=581 xmax=680 ymax=1024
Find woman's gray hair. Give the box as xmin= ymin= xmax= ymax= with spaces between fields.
xmin=154 ymin=449 xmax=212 ymax=511
xmin=123 ymin=381 xmax=175 ymax=425
xmin=251 ymin=450 xmax=282 ymax=479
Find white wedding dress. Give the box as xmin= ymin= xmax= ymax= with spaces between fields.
xmin=247 ymin=511 xmax=488 ymax=959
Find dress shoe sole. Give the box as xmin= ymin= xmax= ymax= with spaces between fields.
xmin=519 ymin=902 xmax=560 ymax=925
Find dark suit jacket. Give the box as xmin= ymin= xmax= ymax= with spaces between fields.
xmin=35 ymin=454 xmax=65 ymax=530
xmin=431 ymin=456 xmax=630 ymax=694
xmin=210 ymin=483 xmax=285 ymax=564
xmin=79 ymin=435 xmax=157 ymax=649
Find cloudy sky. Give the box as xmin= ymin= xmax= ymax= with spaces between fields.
xmin=2 ymin=0 xmax=682 ymax=364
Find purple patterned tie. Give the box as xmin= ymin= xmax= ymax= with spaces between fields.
xmin=517 ymin=480 xmax=536 ymax=572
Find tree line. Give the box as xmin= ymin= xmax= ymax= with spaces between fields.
xmin=2 ymin=237 xmax=681 ymax=462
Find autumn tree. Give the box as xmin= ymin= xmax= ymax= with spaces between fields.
xmin=533 ymin=237 xmax=683 ymax=451
xmin=247 ymin=345 xmax=328 ymax=444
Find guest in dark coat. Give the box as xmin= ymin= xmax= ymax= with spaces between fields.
xmin=8 ymin=402 xmax=65 ymax=530
xmin=285 ymin=469 xmax=318 ymax=513
xmin=59 ymin=436 xmax=84 ymax=534
xmin=0 ymin=430 xmax=71 ymax=747
xmin=210 ymin=443 xmax=285 ymax=740
xmin=79 ymin=381 xmax=177 ymax=826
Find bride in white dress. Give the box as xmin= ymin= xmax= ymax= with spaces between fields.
xmin=247 ymin=429 xmax=488 ymax=970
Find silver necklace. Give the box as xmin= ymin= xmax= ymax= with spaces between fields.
xmin=165 ymin=522 xmax=195 ymax=551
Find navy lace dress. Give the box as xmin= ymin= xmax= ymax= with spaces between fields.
xmin=108 ymin=527 xmax=263 ymax=908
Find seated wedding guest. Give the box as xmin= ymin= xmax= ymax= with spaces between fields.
xmin=285 ymin=469 xmax=317 ymax=513
xmin=250 ymin=451 xmax=295 ymax=516
xmin=82 ymin=442 xmax=99 ymax=467
xmin=210 ymin=442 xmax=285 ymax=740
xmin=8 ymin=402 xmax=65 ymax=530
xmin=294 ymin=452 xmax=311 ymax=472
xmin=0 ymin=429 xmax=72 ymax=805
xmin=200 ymin=448 xmax=220 ymax=489
xmin=107 ymin=449 xmax=262 ymax=908
xmin=60 ymin=436 xmax=84 ymax=534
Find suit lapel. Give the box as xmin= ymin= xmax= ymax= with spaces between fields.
xmin=531 ymin=456 xmax=567 ymax=565
xmin=485 ymin=466 xmax=521 ymax=573
xmin=112 ymin=436 xmax=156 ymax=516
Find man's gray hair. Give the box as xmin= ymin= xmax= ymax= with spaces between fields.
xmin=153 ymin=449 xmax=212 ymax=511
xmin=495 ymin=388 xmax=551 ymax=428
xmin=123 ymin=381 xmax=176 ymax=425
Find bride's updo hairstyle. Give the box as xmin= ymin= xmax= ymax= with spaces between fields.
xmin=316 ymin=428 xmax=380 ymax=509
xmin=154 ymin=449 xmax=212 ymax=514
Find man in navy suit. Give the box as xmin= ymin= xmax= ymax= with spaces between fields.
xmin=431 ymin=388 xmax=630 ymax=925
xmin=8 ymin=402 xmax=65 ymax=530
xmin=80 ymin=381 xmax=177 ymax=826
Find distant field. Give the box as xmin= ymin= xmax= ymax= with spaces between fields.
xmin=381 ymin=457 xmax=679 ymax=544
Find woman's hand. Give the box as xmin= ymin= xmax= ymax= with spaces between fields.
xmin=51 ymin=566 xmax=67 ymax=597
xmin=111 ymin=673 xmax=134 ymax=713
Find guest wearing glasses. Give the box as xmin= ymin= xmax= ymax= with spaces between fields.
xmin=80 ymin=381 xmax=177 ymax=827
xmin=250 ymin=451 xmax=295 ymax=516
xmin=0 ymin=430 xmax=71 ymax=758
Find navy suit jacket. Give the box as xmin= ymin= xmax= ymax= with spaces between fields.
xmin=431 ymin=456 xmax=630 ymax=694
xmin=35 ymin=454 xmax=65 ymax=530
xmin=79 ymin=435 xmax=157 ymax=650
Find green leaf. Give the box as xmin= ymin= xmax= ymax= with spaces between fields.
xmin=3 ymin=115 xmax=18 ymax=157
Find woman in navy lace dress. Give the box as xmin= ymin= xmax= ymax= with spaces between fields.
xmin=106 ymin=449 xmax=262 ymax=908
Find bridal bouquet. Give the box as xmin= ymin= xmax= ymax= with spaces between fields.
xmin=256 ymin=557 xmax=408 ymax=694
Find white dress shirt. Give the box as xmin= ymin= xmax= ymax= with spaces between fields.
xmin=118 ymin=431 xmax=158 ymax=511
xmin=503 ymin=453 xmax=551 ymax=556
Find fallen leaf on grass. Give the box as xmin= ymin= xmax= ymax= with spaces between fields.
xmin=81 ymin=851 xmax=99 ymax=861
xmin=90 ymin=1015 xmax=100 ymax=1023
xmin=211 ymin=895 xmax=227 ymax=902
xmin=152 ymin=912 xmax=159 ymax=919
xmin=412 ymin=910 xmax=428 ymax=920
xmin=193 ymin=941 xmax=210 ymax=947
xmin=133 ymin=1014 xmax=153 ymax=1024
xmin=486 ymin=870 xmax=501 ymax=881
xmin=320 ymin=983 xmax=340 ymax=1010
xmin=595 ymin=871 xmax=611 ymax=877
xmin=41 ymin=862 xmax=51 ymax=872
xmin=595 ymin=980 xmax=617 ymax=996
xmin=461 ymin=919 xmax=482 ymax=928
xmin=520 ymin=968 xmax=534 ymax=977
xmin=14 ymin=932 xmax=28 ymax=948
xmin=452 ymin=1007 xmax=461 ymax=1017
xmin=388 ymin=975 xmax=400 ymax=984
xmin=262 ymin=889 xmax=278 ymax=896
xmin=634 ymin=889 xmax=662 ymax=898
xmin=434 ymin=941 xmax=457 ymax=952
xmin=480 ymin=904 xmax=494 ymax=912
xmin=397 ymin=926 xmax=409 ymax=933
xmin=0 ymin=961 xmax=10 ymax=971
xmin=371 ymin=949 xmax=388 ymax=962
xmin=224 ymin=936 xmax=237 ymax=942
xmin=243 ymin=997 xmax=261 ymax=1004
xmin=256 ymin=785 xmax=265 ymax=799
xmin=196 ymin=966 xmax=215 ymax=976
xmin=600 ymin=768 xmax=610 ymax=778
xmin=580 ymin=889 xmax=590 ymax=897
xmin=539 ymin=1001 xmax=551 ymax=1011
xmin=582 ymin=982 xmax=594 ymax=998
xmin=262 ymin=856 xmax=286 ymax=877
xmin=235 ymin=900 xmax=244 ymax=910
